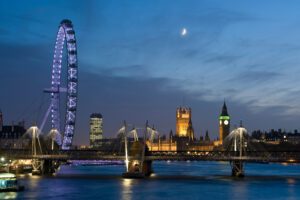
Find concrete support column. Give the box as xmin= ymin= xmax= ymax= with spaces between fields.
xmin=32 ymin=159 xmax=44 ymax=175
xmin=32 ymin=159 xmax=57 ymax=175
xmin=231 ymin=160 xmax=244 ymax=177
xmin=142 ymin=160 xmax=153 ymax=176
xmin=42 ymin=159 xmax=56 ymax=175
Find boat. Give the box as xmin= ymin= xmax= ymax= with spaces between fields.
xmin=0 ymin=173 xmax=24 ymax=192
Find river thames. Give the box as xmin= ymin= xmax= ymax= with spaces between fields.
xmin=2 ymin=161 xmax=300 ymax=199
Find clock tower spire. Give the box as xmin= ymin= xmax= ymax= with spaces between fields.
xmin=219 ymin=101 xmax=230 ymax=145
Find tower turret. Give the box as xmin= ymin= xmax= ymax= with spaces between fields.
xmin=205 ymin=130 xmax=210 ymax=142
xmin=186 ymin=118 xmax=195 ymax=141
xmin=169 ymin=130 xmax=173 ymax=140
xmin=176 ymin=107 xmax=191 ymax=137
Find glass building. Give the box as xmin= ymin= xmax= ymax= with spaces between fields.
xmin=89 ymin=113 xmax=103 ymax=148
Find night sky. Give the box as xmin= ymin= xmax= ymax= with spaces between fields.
xmin=1 ymin=0 xmax=300 ymax=145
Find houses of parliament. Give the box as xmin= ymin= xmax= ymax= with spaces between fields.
xmin=148 ymin=101 xmax=231 ymax=151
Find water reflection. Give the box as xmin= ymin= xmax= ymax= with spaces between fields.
xmin=121 ymin=179 xmax=133 ymax=200
xmin=287 ymin=178 xmax=296 ymax=185
xmin=27 ymin=174 xmax=41 ymax=189
xmin=0 ymin=192 xmax=17 ymax=199
xmin=287 ymin=178 xmax=296 ymax=200
xmin=232 ymin=180 xmax=248 ymax=200
xmin=122 ymin=179 xmax=136 ymax=200
xmin=8 ymin=162 xmax=300 ymax=199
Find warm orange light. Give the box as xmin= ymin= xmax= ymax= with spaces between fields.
xmin=288 ymin=159 xmax=295 ymax=163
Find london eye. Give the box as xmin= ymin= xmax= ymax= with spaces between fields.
xmin=41 ymin=19 xmax=78 ymax=150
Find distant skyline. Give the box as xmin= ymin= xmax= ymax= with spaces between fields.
xmin=2 ymin=0 xmax=300 ymax=145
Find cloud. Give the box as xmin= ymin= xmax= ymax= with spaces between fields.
xmin=98 ymin=64 xmax=149 ymax=78
xmin=1 ymin=41 xmax=300 ymax=145
xmin=2 ymin=0 xmax=300 ymax=145
xmin=228 ymin=70 xmax=282 ymax=83
xmin=203 ymin=54 xmax=243 ymax=65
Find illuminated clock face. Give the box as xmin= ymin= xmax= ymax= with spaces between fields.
xmin=224 ymin=120 xmax=229 ymax=125
xmin=219 ymin=120 xmax=222 ymax=125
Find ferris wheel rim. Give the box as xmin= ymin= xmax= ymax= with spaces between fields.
xmin=50 ymin=19 xmax=78 ymax=150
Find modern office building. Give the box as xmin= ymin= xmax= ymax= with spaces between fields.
xmin=89 ymin=113 xmax=103 ymax=148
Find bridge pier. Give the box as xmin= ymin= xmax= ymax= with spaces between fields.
xmin=32 ymin=159 xmax=43 ymax=175
xmin=122 ymin=138 xmax=153 ymax=178
xmin=42 ymin=159 xmax=57 ymax=175
xmin=143 ymin=160 xmax=153 ymax=176
xmin=123 ymin=159 xmax=153 ymax=178
xmin=231 ymin=160 xmax=244 ymax=177
xmin=32 ymin=159 xmax=57 ymax=175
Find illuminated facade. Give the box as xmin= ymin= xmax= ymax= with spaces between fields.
xmin=219 ymin=102 xmax=230 ymax=144
xmin=89 ymin=113 xmax=103 ymax=148
xmin=176 ymin=107 xmax=194 ymax=140
xmin=146 ymin=140 xmax=177 ymax=151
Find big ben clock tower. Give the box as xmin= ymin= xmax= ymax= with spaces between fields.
xmin=219 ymin=101 xmax=230 ymax=145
